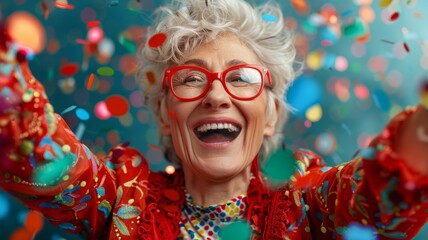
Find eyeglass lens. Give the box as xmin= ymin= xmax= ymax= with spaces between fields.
xmin=171 ymin=67 xmax=262 ymax=99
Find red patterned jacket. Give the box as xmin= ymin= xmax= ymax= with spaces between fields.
xmin=0 ymin=36 xmax=427 ymax=239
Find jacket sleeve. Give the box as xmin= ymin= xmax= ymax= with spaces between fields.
xmin=0 ymin=39 xmax=119 ymax=238
xmin=290 ymin=107 xmax=428 ymax=239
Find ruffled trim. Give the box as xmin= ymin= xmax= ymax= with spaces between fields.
xmin=137 ymin=170 xmax=186 ymax=240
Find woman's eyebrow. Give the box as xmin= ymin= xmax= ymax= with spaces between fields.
xmin=182 ymin=59 xmax=249 ymax=69
xmin=225 ymin=59 xmax=248 ymax=67
xmin=182 ymin=59 xmax=208 ymax=67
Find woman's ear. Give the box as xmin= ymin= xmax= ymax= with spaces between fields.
xmin=158 ymin=98 xmax=171 ymax=136
xmin=264 ymin=98 xmax=279 ymax=137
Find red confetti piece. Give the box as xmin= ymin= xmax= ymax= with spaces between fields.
xmin=148 ymin=32 xmax=167 ymax=48
xmin=60 ymin=62 xmax=79 ymax=77
xmin=54 ymin=1 xmax=75 ymax=9
xmin=105 ymin=95 xmax=129 ymax=117
xmin=390 ymin=12 xmax=399 ymax=21
xmin=403 ymin=42 xmax=410 ymax=52
xmin=166 ymin=109 xmax=179 ymax=120
xmin=87 ymin=73 xmax=95 ymax=90
xmin=87 ymin=20 xmax=101 ymax=28
xmin=41 ymin=1 xmax=50 ymax=19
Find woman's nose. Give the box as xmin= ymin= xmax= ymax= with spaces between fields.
xmin=201 ymin=80 xmax=232 ymax=109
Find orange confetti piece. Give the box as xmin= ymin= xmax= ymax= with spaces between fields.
xmin=149 ymin=144 xmax=161 ymax=151
xmin=10 ymin=227 xmax=34 ymax=240
xmin=87 ymin=73 xmax=95 ymax=90
xmin=25 ymin=210 xmax=44 ymax=233
xmin=54 ymin=1 xmax=75 ymax=9
xmin=87 ymin=20 xmax=101 ymax=28
xmin=146 ymin=71 xmax=156 ymax=85
xmin=291 ymin=0 xmax=310 ymax=15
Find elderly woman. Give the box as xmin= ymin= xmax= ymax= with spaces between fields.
xmin=0 ymin=0 xmax=427 ymax=239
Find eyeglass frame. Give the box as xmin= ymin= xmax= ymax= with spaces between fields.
xmin=162 ymin=64 xmax=272 ymax=101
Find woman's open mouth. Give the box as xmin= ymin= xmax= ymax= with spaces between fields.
xmin=194 ymin=123 xmax=241 ymax=143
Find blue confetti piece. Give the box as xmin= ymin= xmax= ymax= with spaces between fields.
xmin=0 ymin=193 xmax=10 ymax=219
xmin=60 ymin=105 xmax=77 ymax=115
xmin=372 ymin=89 xmax=391 ymax=112
xmin=75 ymin=123 xmax=86 ymax=140
xmin=286 ymin=75 xmax=322 ymax=116
xmin=344 ymin=222 xmax=377 ymax=240
xmin=76 ymin=108 xmax=90 ymax=121
xmin=262 ymin=13 xmax=277 ymax=22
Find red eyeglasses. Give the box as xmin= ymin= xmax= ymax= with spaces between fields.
xmin=162 ymin=64 xmax=272 ymax=101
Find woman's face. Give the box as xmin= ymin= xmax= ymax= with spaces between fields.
xmin=160 ymin=34 xmax=278 ymax=181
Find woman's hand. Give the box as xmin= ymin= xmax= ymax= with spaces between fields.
xmin=394 ymin=83 xmax=428 ymax=176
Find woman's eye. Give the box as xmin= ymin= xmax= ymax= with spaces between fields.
xmin=184 ymin=75 xmax=204 ymax=83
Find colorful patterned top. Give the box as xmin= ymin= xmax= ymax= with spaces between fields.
xmin=179 ymin=192 xmax=247 ymax=239
xmin=1 ymin=26 xmax=428 ymax=239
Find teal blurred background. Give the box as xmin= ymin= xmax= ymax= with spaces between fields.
xmin=1 ymin=0 xmax=427 ymax=239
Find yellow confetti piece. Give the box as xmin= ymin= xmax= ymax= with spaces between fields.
xmin=306 ymin=104 xmax=323 ymax=122
xmin=379 ymin=0 xmax=393 ymax=8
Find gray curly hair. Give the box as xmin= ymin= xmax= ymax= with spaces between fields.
xmin=136 ymin=0 xmax=300 ymax=164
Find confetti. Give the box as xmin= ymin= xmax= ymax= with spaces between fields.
xmin=41 ymin=0 xmax=50 ymax=19
xmin=343 ymin=222 xmax=377 ymax=240
xmin=262 ymin=147 xmax=296 ymax=185
xmin=87 ymin=73 xmax=95 ymax=90
xmin=75 ymin=108 xmax=90 ymax=121
xmin=86 ymin=20 xmax=101 ymax=28
xmin=54 ymin=0 xmax=74 ymax=9
xmin=306 ymin=104 xmax=322 ymax=122
xmin=315 ymin=133 xmax=337 ymax=155
xmin=94 ymin=101 xmax=111 ymax=120
xmin=219 ymin=221 xmax=251 ymax=240
xmin=25 ymin=210 xmax=43 ymax=233
xmin=60 ymin=62 xmax=79 ymax=77
xmin=166 ymin=109 xmax=179 ymax=120
xmin=286 ymin=75 xmax=322 ymax=116
xmin=148 ymin=32 xmax=167 ymax=48
xmin=105 ymin=95 xmax=129 ymax=117
xmin=60 ymin=105 xmax=77 ymax=115
xmin=379 ymin=0 xmax=393 ymax=8
xmin=110 ymin=0 xmax=119 ymax=6
xmin=87 ymin=26 xmax=104 ymax=43
xmin=146 ymin=71 xmax=157 ymax=85
xmin=390 ymin=12 xmax=400 ymax=21
xmin=262 ymin=13 xmax=277 ymax=22
xmin=97 ymin=66 xmax=115 ymax=76
xmin=5 ymin=11 xmax=46 ymax=54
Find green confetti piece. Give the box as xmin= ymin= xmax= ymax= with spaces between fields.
xmin=343 ymin=18 xmax=367 ymax=38
xmin=219 ymin=221 xmax=251 ymax=240
xmin=262 ymin=147 xmax=296 ymax=186
xmin=97 ymin=66 xmax=115 ymax=76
